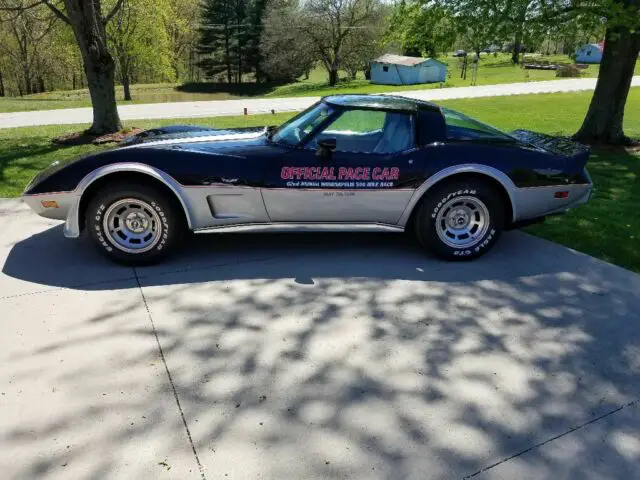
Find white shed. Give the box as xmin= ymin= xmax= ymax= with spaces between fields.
xmin=370 ymin=54 xmax=447 ymax=85
xmin=576 ymin=43 xmax=603 ymax=64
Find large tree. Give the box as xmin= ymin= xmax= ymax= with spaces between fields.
xmin=166 ymin=0 xmax=199 ymax=81
xmin=505 ymin=0 xmax=537 ymax=63
xmin=446 ymin=0 xmax=639 ymax=145
xmin=57 ymin=0 xmax=125 ymax=134
xmin=457 ymin=13 xmax=500 ymax=59
xmin=1 ymin=1 xmax=82 ymax=95
xmin=341 ymin=9 xmax=386 ymax=79
xmin=107 ymin=0 xmax=175 ymax=101
xmin=198 ymin=0 xmax=267 ymax=83
xmin=387 ymin=1 xmax=456 ymax=58
xmin=1 ymin=0 xmax=124 ymax=134
xmin=303 ymin=0 xmax=382 ymax=86
xmin=198 ymin=0 xmax=236 ymax=83
xmin=443 ymin=0 xmax=528 ymax=63
xmin=0 ymin=1 xmax=58 ymax=95
xmin=571 ymin=0 xmax=640 ymax=145
xmin=260 ymin=0 xmax=315 ymax=82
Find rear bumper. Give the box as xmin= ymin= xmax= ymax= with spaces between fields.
xmin=512 ymin=169 xmax=593 ymax=222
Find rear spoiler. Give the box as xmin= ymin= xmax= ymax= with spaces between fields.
xmin=510 ymin=129 xmax=591 ymax=158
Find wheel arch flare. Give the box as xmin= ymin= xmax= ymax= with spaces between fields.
xmin=400 ymin=164 xmax=518 ymax=230
xmin=67 ymin=163 xmax=194 ymax=238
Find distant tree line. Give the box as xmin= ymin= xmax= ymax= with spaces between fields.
xmin=198 ymin=0 xmax=388 ymax=86
xmin=199 ymin=0 xmax=610 ymax=85
xmin=0 ymin=0 xmax=638 ymax=145
xmin=0 ymin=0 xmax=201 ymax=98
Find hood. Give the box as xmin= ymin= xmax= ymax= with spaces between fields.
xmin=23 ymin=125 xmax=276 ymax=196
xmin=121 ymin=125 xmax=268 ymax=148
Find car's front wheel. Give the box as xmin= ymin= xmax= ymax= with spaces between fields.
xmin=85 ymin=183 xmax=184 ymax=265
xmin=415 ymin=179 xmax=504 ymax=260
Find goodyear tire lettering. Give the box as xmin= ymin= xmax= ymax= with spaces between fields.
xmin=431 ymin=188 xmax=478 ymax=219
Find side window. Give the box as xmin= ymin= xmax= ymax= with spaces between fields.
xmin=442 ymin=108 xmax=512 ymax=141
xmin=326 ymin=109 xmax=385 ymax=134
xmin=311 ymin=109 xmax=414 ymax=154
xmin=383 ymin=65 xmax=389 ymax=72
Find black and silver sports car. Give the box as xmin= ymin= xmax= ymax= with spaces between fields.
xmin=23 ymin=94 xmax=593 ymax=265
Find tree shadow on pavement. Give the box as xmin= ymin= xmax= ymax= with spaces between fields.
xmin=2 ymin=226 xmax=640 ymax=479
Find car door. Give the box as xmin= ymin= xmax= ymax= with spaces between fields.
xmin=262 ymin=108 xmax=426 ymax=224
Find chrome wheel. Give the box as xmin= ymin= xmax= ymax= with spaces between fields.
xmin=435 ymin=196 xmax=490 ymax=249
xmin=103 ymin=198 xmax=162 ymax=254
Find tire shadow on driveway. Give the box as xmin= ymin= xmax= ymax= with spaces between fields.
xmin=1 ymin=223 xmax=601 ymax=291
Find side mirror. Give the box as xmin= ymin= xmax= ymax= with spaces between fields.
xmin=316 ymin=138 xmax=337 ymax=157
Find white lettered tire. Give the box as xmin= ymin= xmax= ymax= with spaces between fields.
xmin=415 ymin=179 xmax=504 ymax=260
xmin=85 ymin=183 xmax=184 ymax=265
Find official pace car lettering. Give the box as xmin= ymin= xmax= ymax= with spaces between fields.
xmin=280 ymin=166 xmax=400 ymax=188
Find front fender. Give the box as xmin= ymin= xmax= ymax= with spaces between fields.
xmin=63 ymin=163 xmax=194 ymax=238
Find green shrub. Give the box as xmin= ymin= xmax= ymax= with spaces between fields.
xmin=556 ymin=65 xmax=582 ymax=78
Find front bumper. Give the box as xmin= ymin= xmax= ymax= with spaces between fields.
xmin=22 ymin=191 xmax=81 ymax=238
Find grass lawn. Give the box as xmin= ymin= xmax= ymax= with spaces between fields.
xmin=2 ymin=54 xmax=637 ymax=113
xmin=1 ymin=88 xmax=639 ymax=272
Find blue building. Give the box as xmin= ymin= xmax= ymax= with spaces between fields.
xmin=370 ymin=54 xmax=448 ymax=85
xmin=576 ymin=43 xmax=603 ymax=64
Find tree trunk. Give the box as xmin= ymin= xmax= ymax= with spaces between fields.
xmin=574 ymin=27 xmax=640 ymax=145
xmin=0 ymin=70 xmax=4 ymax=97
xmin=512 ymin=29 xmax=522 ymax=64
xmin=225 ymin=25 xmax=232 ymax=84
xmin=24 ymin=71 xmax=33 ymax=95
xmin=328 ymin=68 xmax=338 ymax=86
xmin=62 ymin=1 xmax=122 ymax=135
xmin=512 ymin=14 xmax=525 ymax=65
xmin=237 ymin=45 xmax=242 ymax=84
xmin=122 ymin=72 xmax=132 ymax=101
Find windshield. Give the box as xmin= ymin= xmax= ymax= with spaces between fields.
xmin=272 ymin=102 xmax=334 ymax=146
xmin=442 ymin=108 xmax=513 ymax=141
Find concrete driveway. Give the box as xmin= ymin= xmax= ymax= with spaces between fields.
xmin=1 ymin=199 xmax=640 ymax=479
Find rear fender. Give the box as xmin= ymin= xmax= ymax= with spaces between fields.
xmin=398 ymin=164 xmax=518 ymax=227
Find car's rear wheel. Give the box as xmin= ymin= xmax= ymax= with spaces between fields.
xmin=85 ymin=183 xmax=184 ymax=265
xmin=415 ymin=179 xmax=504 ymax=260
